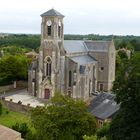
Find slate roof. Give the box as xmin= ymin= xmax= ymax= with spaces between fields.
xmin=70 ymin=55 xmax=96 ymax=65
xmin=64 ymin=40 xmax=112 ymax=54
xmin=85 ymin=41 xmax=111 ymax=52
xmin=41 ymin=9 xmax=64 ymax=17
xmin=64 ymin=40 xmax=87 ymax=53
xmin=89 ymin=92 xmax=120 ymax=120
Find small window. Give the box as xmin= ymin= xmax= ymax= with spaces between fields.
xmin=69 ymin=71 xmax=72 ymax=87
xmin=98 ymin=120 xmax=103 ymax=126
xmin=100 ymin=67 xmax=104 ymax=71
xmin=79 ymin=65 xmax=85 ymax=74
xmin=58 ymin=26 xmax=61 ymax=37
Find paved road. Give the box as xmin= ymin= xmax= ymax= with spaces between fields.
xmin=0 ymin=89 xmax=28 ymax=97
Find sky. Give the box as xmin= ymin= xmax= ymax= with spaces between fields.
xmin=0 ymin=0 xmax=140 ymax=35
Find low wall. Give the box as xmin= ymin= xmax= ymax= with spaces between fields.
xmin=2 ymin=99 xmax=32 ymax=114
xmin=0 ymin=81 xmax=27 ymax=93
xmin=16 ymin=81 xmax=27 ymax=88
xmin=0 ymin=85 xmax=13 ymax=93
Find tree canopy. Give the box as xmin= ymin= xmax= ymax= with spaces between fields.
xmin=0 ymin=34 xmax=40 ymax=49
xmin=1 ymin=34 xmax=140 ymax=51
xmin=110 ymin=53 xmax=140 ymax=140
xmin=30 ymin=93 xmax=97 ymax=140
xmin=0 ymin=55 xmax=31 ymax=85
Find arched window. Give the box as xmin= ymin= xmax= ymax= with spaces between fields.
xmin=47 ymin=20 xmax=52 ymax=36
xmin=46 ymin=57 xmax=52 ymax=77
xmin=69 ymin=71 xmax=72 ymax=87
xmin=48 ymin=26 xmax=51 ymax=36
xmin=58 ymin=20 xmax=61 ymax=38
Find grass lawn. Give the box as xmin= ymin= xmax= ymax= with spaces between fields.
xmin=0 ymin=107 xmax=31 ymax=128
xmin=0 ymin=104 xmax=36 ymax=138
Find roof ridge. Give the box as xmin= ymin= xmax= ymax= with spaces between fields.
xmin=85 ymin=40 xmax=112 ymax=42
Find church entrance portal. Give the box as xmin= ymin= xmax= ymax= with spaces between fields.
xmin=44 ymin=89 xmax=50 ymax=99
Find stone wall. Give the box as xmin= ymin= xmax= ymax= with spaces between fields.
xmin=16 ymin=81 xmax=27 ymax=88
xmin=0 ymin=81 xmax=27 ymax=93
xmin=0 ymin=85 xmax=13 ymax=93
xmin=2 ymin=99 xmax=32 ymax=114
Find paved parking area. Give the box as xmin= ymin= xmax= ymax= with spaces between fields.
xmin=1 ymin=89 xmax=44 ymax=108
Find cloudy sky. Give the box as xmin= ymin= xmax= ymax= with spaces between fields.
xmin=0 ymin=0 xmax=140 ymax=35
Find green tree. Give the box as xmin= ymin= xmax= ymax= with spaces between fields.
xmin=110 ymin=53 xmax=140 ymax=140
xmin=113 ymin=52 xmax=129 ymax=91
xmin=97 ymin=123 xmax=110 ymax=139
xmin=30 ymin=93 xmax=97 ymax=140
xmin=117 ymin=50 xmax=128 ymax=60
xmin=0 ymin=55 xmax=31 ymax=85
xmin=117 ymin=39 xmax=127 ymax=48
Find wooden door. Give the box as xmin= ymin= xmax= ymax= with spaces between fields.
xmin=44 ymin=89 xmax=50 ymax=99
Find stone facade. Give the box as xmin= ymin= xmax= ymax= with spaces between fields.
xmin=28 ymin=9 xmax=116 ymax=101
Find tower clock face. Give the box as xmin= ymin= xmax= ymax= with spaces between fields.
xmin=47 ymin=20 xmax=52 ymax=26
xmin=58 ymin=20 xmax=61 ymax=26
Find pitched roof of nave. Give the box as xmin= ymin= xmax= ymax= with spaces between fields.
xmin=63 ymin=40 xmax=112 ymax=54
xmin=85 ymin=40 xmax=111 ymax=52
xmin=64 ymin=40 xmax=87 ymax=53
xmin=41 ymin=9 xmax=64 ymax=17
xmin=70 ymin=55 xmax=97 ymax=65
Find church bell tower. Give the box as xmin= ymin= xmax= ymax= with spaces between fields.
xmin=37 ymin=9 xmax=65 ymax=99
xmin=41 ymin=8 xmax=64 ymax=41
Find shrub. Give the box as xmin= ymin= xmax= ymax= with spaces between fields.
xmin=5 ymin=110 xmax=9 ymax=114
xmin=12 ymin=122 xmax=30 ymax=138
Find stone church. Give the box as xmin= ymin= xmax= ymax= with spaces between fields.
xmin=28 ymin=9 xmax=116 ymax=100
